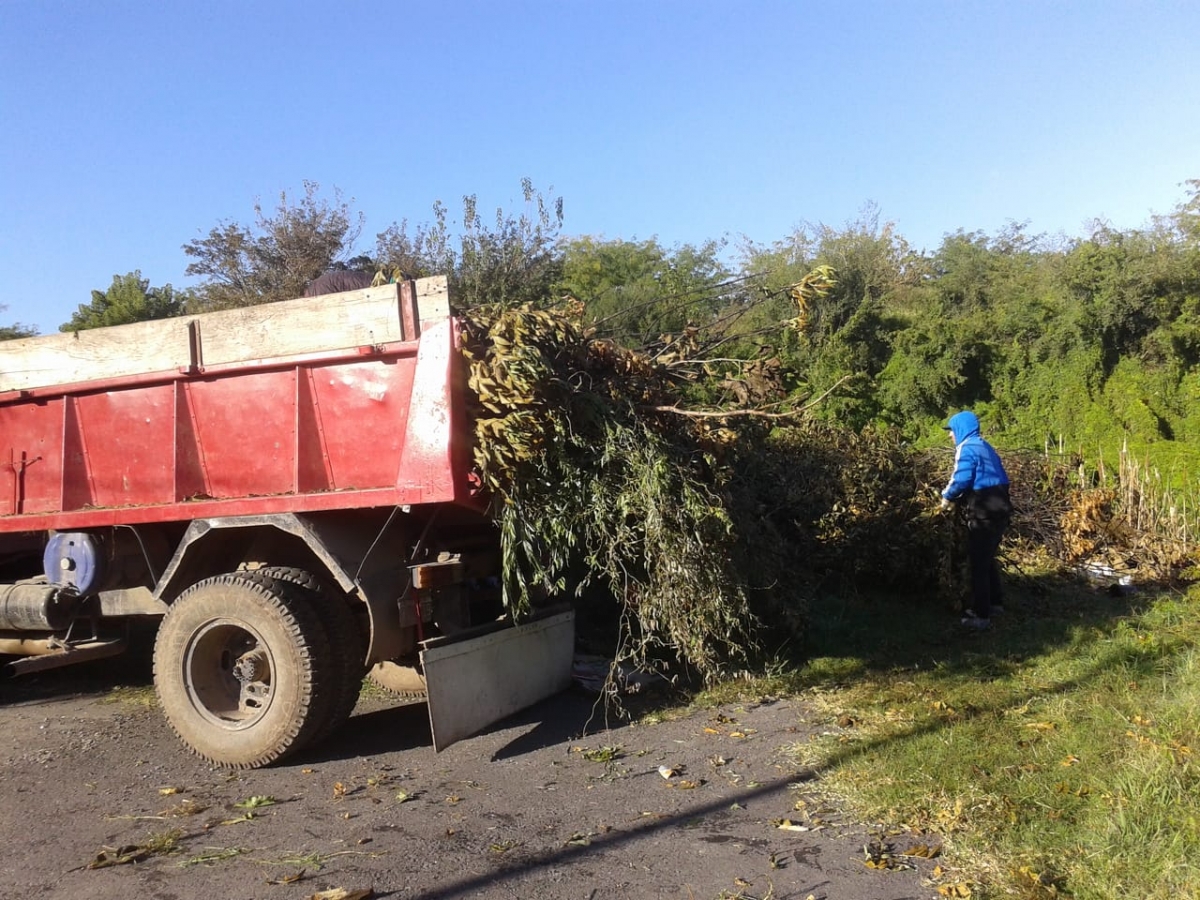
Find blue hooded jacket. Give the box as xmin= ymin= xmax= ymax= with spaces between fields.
xmin=942 ymin=411 xmax=1009 ymax=503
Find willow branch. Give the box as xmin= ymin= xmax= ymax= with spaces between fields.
xmin=797 ymin=374 xmax=855 ymax=411
xmin=640 ymin=374 xmax=854 ymax=420
xmin=642 ymin=406 xmax=804 ymax=420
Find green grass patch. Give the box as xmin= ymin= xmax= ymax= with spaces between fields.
xmin=354 ymin=675 xmax=392 ymax=702
xmin=765 ymin=577 xmax=1200 ymax=899
xmin=98 ymin=684 xmax=158 ymax=709
xmin=179 ymin=846 xmax=248 ymax=867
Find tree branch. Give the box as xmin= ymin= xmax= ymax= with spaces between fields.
xmin=797 ymin=374 xmax=855 ymax=411
xmin=642 ymin=375 xmax=854 ymax=420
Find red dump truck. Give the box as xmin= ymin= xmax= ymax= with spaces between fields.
xmin=0 ymin=276 xmax=574 ymax=767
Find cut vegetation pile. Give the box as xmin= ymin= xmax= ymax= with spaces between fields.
xmin=459 ymin=300 xmax=761 ymax=677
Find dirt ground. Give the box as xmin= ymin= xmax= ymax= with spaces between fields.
xmin=0 ymin=655 xmax=943 ymax=900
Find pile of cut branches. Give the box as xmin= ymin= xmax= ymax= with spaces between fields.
xmin=459 ymin=301 xmax=761 ymax=677
xmin=1002 ymin=449 xmax=1197 ymax=582
xmin=455 ymin=269 xmax=844 ymax=678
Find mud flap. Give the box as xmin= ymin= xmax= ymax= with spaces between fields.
xmin=420 ymin=608 xmax=575 ymax=751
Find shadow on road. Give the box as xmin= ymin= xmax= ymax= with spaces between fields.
xmin=304 ymin=686 xmax=616 ymax=764
xmin=404 ymin=772 xmax=818 ymax=900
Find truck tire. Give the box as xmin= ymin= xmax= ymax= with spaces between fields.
xmin=367 ymin=661 xmax=429 ymax=706
xmin=234 ymin=566 xmax=366 ymax=741
xmin=153 ymin=574 xmax=337 ymax=768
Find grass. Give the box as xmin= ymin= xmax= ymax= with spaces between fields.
xmin=98 ymin=684 xmax=158 ymax=708
xmin=88 ymin=826 xmax=185 ymax=869
xmin=356 ymin=675 xmax=393 ymax=702
xmin=716 ymin=573 xmax=1200 ymax=899
xmin=179 ymin=846 xmax=248 ymax=867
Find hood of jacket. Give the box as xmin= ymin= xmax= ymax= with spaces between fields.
xmin=945 ymin=410 xmax=981 ymax=445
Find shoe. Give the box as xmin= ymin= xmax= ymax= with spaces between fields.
xmin=961 ymin=614 xmax=991 ymax=630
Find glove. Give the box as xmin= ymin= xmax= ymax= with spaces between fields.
xmin=938 ymin=498 xmax=954 ymax=513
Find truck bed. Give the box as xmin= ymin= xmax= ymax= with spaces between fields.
xmin=0 ymin=277 xmax=479 ymax=532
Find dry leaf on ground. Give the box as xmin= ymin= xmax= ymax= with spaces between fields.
xmin=308 ymin=888 xmax=373 ymax=900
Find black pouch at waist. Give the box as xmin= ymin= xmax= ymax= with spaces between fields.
xmin=967 ymin=484 xmax=1012 ymax=522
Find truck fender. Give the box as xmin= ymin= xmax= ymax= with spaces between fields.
xmin=153 ymin=511 xmax=414 ymax=663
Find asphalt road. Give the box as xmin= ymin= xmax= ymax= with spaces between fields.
xmin=0 ymin=659 xmax=942 ymax=900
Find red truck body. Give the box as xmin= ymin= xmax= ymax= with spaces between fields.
xmin=0 ymin=277 xmax=574 ymax=768
xmin=0 ymin=280 xmax=476 ymax=530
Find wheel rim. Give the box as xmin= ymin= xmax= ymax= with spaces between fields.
xmin=183 ymin=619 xmax=276 ymax=729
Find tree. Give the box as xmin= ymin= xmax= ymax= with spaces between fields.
xmin=183 ymin=181 xmax=364 ymax=309
xmin=1151 ymin=178 xmax=1200 ymax=246
xmin=0 ymin=312 xmax=36 ymax=341
xmin=558 ymin=236 xmax=732 ymax=345
xmin=372 ymin=200 xmax=455 ymax=283
xmin=374 ymin=178 xmax=565 ymax=310
xmin=60 ymin=271 xmax=188 ymax=332
xmin=875 ymin=312 xmax=998 ymax=425
xmin=729 ymin=208 xmax=928 ymax=428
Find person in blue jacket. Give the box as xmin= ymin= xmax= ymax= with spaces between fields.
xmin=940 ymin=410 xmax=1012 ymax=629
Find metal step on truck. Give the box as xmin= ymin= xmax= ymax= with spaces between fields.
xmin=0 ymin=276 xmax=574 ymax=768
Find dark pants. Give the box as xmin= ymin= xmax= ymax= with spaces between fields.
xmin=966 ymin=517 xmax=1007 ymax=618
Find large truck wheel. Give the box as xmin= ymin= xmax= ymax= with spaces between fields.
xmin=368 ymin=661 xmax=429 ymax=706
xmin=153 ymin=574 xmax=336 ymax=768
xmin=234 ymin=566 xmax=367 ymax=741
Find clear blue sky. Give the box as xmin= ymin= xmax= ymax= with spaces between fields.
xmin=2 ymin=1 xmax=1197 ymax=334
